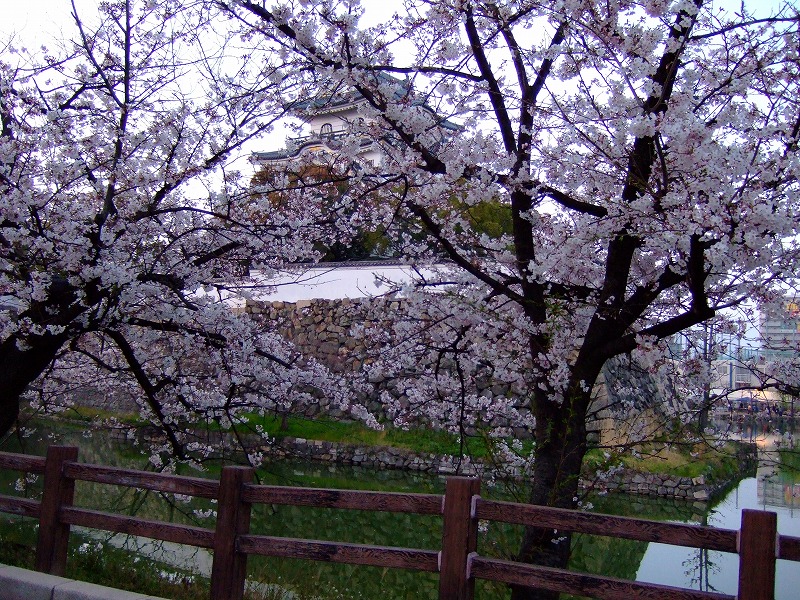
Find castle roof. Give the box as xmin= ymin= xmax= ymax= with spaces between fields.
xmin=254 ymin=75 xmax=459 ymax=163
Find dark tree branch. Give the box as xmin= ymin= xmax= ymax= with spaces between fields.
xmin=105 ymin=328 xmax=186 ymax=458
xmin=463 ymin=5 xmax=516 ymax=154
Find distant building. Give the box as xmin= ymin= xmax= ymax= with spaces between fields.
xmin=249 ymin=78 xmax=461 ymax=262
xmin=252 ymin=77 xmax=459 ymax=172
xmin=253 ymin=89 xmax=384 ymax=169
xmin=669 ymin=325 xmax=777 ymax=405
xmin=761 ymin=298 xmax=800 ymax=359
xmin=701 ymin=298 xmax=800 ymax=405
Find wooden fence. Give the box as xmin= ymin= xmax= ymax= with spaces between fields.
xmin=1 ymin=445 xmax=799 ymax=600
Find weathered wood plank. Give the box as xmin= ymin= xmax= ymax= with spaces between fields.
xmin=1 ymin=449 xmax=786 ymax=600
xmin=238 ymin=535 xmax=439 ymax=572
xmin=63 ymin=462 xmax=220 ymax=499
xmin=439 ymin=477 xmax=479 ymax=600
xmin=60 ymin=507 xmax=215 ymax=549
xmin=738 ymin=509 xmax=777 ymax=600
xmin=242 ymin=485 xmax=443 ymax=515
xmin=35 ymin=446 xmax=78 ymax=576
xmin=0 ymin=452 xmax=46 ymax=474
xmin=779 ymin=534 xmax=800 ymax=562
xmin=475 ymin=499 xmax=738 ymax=552
xmin=469 ymin=556 xmax=735 ymax=600
xmin=211 ymin=466 xmax=253 ymax=600
xmin=0 ymin=494 xmax=40 ymax=518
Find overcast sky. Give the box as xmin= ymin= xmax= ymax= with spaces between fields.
xmin=2 ymin=0 xmax=790 ymax=47
xmin=2 ymin=0 xmax=92 ymax=46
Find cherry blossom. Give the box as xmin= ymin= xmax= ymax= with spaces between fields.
xmin=219 ymin=1 xmax=799 ymax=595
xmin=0 ymin=0 xmax=352 ymax=461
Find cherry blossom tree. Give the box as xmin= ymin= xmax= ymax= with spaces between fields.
xmin=219 ymin=0 xmax=800 ymax=596
xmin=0 ymin=0 xmax=352 ymax=460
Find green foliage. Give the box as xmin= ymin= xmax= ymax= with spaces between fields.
xmin=66 ymin=539 xmax=203 ymax=598
xmin=463 ymin=200 xmax=513 ymax=239
xmin=252 ymin=164 xmax=400 ymax=262
xmin=779 ymin=447 xmax=800 ymax=474
xmin=0 ymin=519 xmax=208 ymax=600
xmin=321 ymin=228 xmax=393 ymax=261
xmin=0 ymin=520 xmax=35 ymax=568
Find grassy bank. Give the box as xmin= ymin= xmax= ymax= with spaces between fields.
xmin=585 ymin=440 xmax=746 ymax=485
xmin=0 ymin=521 xmax=207 ymax=600
xmin=36 ymin=407 xmax=744 ymax=487
xmin=0 ymin=519 xmax=325 ymax=600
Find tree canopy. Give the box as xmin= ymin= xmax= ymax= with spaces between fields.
xmin=0 ymin=0 xmax=351 ymax=460
xmin=2 ymin=1 xmax=799 ymax=596
xmin=218 ymin=1 xmax=799 ymax=596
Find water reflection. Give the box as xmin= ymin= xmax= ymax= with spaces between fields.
xmin=712 ymin=413 xmax=797 ymax=450
xmin=636 ymin=417 xmax=800 ymax=599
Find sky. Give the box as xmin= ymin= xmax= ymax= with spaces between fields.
xmin=2 ymin=0 xmax=791 ymax=46
xmin=4 ymin=0 xmax=788 ymax=150
xmin=2 ymin=0 xmax=95 ymax=45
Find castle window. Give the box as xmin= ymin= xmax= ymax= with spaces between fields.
xmin=320 ymin=123 xmax=333 ymax=135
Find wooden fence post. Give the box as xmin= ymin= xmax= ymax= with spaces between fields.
xmin=439 ymin=476 xmax=480 ymax=600
xmin=35 ymin=445 xmax=78 ymax=576
xmin=210 ymin=465 xmax=254 ymax=600
xmin=738 ymin=508 xmax=778 ymax=600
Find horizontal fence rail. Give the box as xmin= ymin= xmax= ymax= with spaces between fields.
xmin=60 ymin=506 xmax=217 ymax=549
xmin=468 ymin=556 xmax=735 ymax=600
xmin=0 ymin=494 xmax=39 ymax=519
xmin=241 ymin=483 xmax=444 ymax=514
xmin=474 ymin=498 xmax=740 ymax=552
xmin=64 ymin=461 xmax=221 ymax=498
xmin=0 ymin=445 xmax=797 ymax=600
xmin=237 ymin=534 xmax=441 ymax=571
xmin=0 ymin=451 xmax=46 ymax=474
xmin=779 ymin=534 xmax=800 ymax=561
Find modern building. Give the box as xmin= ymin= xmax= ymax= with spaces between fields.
xmin=761 ymin=298 xmax=800 ymax=359
xmin=676 ymin=299 xmax=800 ymax=408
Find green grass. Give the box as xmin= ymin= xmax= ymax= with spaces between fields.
xmin=36 ymin=406 xmax=493 ymax=457
xmin=0 ymin=520 xmax=202 ymax=599
xmin=584 ymin=441 xmax=744 ymax=483
xmin=249 ymin=413 xmax=537 ymax=460
xmin=253 ymin=414 xmax=468 ymax=454
xmin=0 ymin=519 xmax=296 ymax=600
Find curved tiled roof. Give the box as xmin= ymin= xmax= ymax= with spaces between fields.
xmin=252 ymin=133 xmax=377 ymax=162
xmin=256 ymin=75 xmax=460 ymax=162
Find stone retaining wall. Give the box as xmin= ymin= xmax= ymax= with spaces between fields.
xmin=247 ymin=296 xmax=541 ymax=434
xmin=261 ymin=436 xmax=717 ymax=501
xmin=599 ymin=469 xmax=711 ymax=501
xmin=246 ymin=297 xmax=674 ymax=443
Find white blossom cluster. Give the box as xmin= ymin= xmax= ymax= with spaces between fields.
xmin=0 ymin=1 xmax=365 ymax=462
xmin=220 ymin=0 xmax=800 ymax=516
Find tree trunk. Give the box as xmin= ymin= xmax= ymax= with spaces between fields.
xmin=509 ymin=386 xmax=591 ymax=600
xmin=0 ymin=278 xmax=90 ymax=437
xmin=0 ymin=332 xmax=69 ymax=437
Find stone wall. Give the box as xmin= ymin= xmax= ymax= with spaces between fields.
xmin=246 ymin=297 xmax=385 ymax=375
xmin=246 ymin=297 xmax=529 ymax=429
xmin=599 ymin=469 xmax=711 ymax=501
xmin=246 ymin=296 xmax=674 ymax=438
xmin=259 ymin=436 xmax=717 ymax=501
